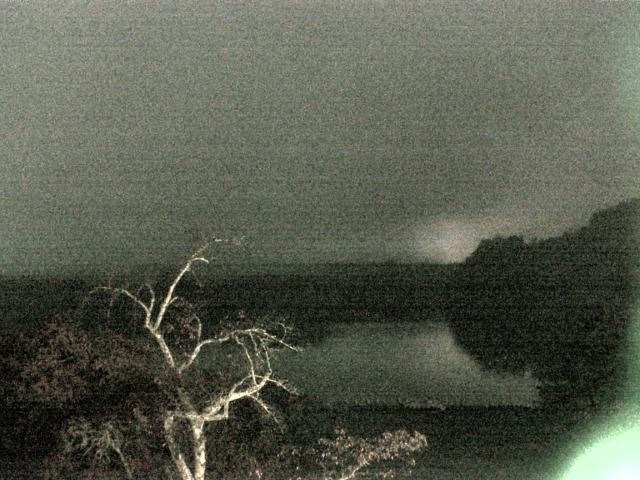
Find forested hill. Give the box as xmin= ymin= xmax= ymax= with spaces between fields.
xmin=0 ymin=260 xmax=455 ymax=335
xmin=446 ymin=198 xmax=640 ymax=408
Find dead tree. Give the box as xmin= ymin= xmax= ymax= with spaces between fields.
xmin=93 ymin=244 xmax=298 ymax=480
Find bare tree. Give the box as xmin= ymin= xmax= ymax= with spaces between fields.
xmin=92 ymin=244 xmax=298 ymax=480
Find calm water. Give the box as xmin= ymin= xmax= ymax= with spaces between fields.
xmin=274 ymin=321 xmax=541 ymax=407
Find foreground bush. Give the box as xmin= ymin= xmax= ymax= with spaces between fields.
xmin=316 ymin=428 xmax=428 ymax=480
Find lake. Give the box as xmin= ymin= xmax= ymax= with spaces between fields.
xmin=274 ymin=320 xmax=541 ymax=407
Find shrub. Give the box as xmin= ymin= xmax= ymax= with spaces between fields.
xmin=316 ymin=428 xmax=427 ymax=480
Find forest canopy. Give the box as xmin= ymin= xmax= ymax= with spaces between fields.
xmin=447 ymin=198 xmax=640 ymax=407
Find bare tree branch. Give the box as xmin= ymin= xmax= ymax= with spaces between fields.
xmin=177 ymin=335 xmax=231 ymax=375
xmin=155 ymin=244 xmax=210 ymax=331
xmin=86 ymin=244 xmax=298 ymax=480
xmin=90 ymin=286 xmax=154 ymax=328
xmin=149 ymin=329 xmax=177 ymax=370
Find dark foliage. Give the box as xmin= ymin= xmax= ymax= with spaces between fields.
xmin=0 ymin=315 xmax=167 ymax=477
xmin=447 ymin=198 xmax=640 ymax=408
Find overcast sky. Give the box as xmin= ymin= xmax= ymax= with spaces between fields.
xmin=2 ymin=0 xmax=640 ymax=271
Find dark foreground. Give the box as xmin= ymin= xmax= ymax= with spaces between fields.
xmin=306 ymin=404 xmax=624 ymax=480
xmin=3 ymin=404 xmax=625 ymax=480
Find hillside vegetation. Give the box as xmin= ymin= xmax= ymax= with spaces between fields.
xmin=447 ymin=199 xmax=640 ymax=408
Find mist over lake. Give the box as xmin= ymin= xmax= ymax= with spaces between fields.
xmin=275 ymin=321 xmax=540 ymax=407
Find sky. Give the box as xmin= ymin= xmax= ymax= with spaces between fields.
xmin=2 ymin=0 xmax=640 ymax=271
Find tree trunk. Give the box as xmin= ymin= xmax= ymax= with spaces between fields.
xmin=192 ymin=418 xmax=207 ymax=480
xmin=113 ymin=445 xmax=134 ymax=480
xmin=164 ymin=413 xmax=195 ymax=480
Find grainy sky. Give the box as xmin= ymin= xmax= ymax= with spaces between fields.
xmin=2 ymin=0 xmax=639 ymax=271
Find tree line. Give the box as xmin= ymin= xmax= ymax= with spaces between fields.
xmin=446 ymin=198 xmax=640 ymax=408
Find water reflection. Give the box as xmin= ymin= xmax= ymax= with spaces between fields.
xmin=275 ymin=321 xmax=540 ymax=407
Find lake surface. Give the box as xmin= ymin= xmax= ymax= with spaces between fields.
xmin=274 ymin=321 xmax=541 ymax=407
